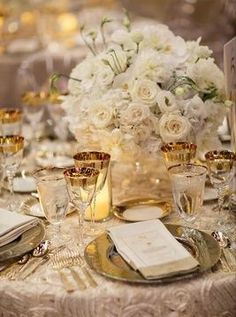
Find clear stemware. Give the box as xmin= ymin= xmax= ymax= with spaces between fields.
xmin=205 ymin=150 xmax=236 ymax=231
xmin=33 ymin=167 xmax=69 ymax=247
xmin=0 ymin=108 xmax=23 ymax=136
xmin=168 ymin=163 xmax=207 ymax=228
xmin=64 ymin=167 xmax=99 ymax=249
xmin=73 ymin=151 xmax=111 ymax=235
xmin=0 ymin=135 xmax=24 ymax=211
xmin=161 ymin=142 xmax=197 ymax=169
xmin=22 ymin=91 xmax=45 ymax=152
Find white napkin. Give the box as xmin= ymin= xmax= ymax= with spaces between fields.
xmin=108 ymin=220 xmax=199 ymax=279
xmin=0 ymin=209 xmax=39 ymax=247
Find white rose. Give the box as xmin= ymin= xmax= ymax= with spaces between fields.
xmin=159 ymin=113 xmax=191 ymax=142
xmin=182 ymin=95 xmax=207 ymax=131
xmin=96 ymin=65 xmax=114 ymax=88
xmin=156 ymin=90 xmax=178 ymax=112
xmin=120 ymin=102 xmax=151 ymax=125
xmin=186 ymin=58 xmax=224 ymax=93
xmin=131 ymin=79 xmax=159 ymax=106
xmin=89 ymin=101 xmax=113 ymax=128
xmin=133 ymin=49 xmax=173 ymax=83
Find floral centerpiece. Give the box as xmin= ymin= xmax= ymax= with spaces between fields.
xmin=59 ymin=15 xmax=228 ymax=161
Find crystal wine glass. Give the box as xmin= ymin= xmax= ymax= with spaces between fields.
xmin=161 ymin=142 xmax=197 ymax=169
xmin=22 ymin=91 xmax=45 ymax=152
xmin=64 ymin=167 xmax=99 ymax=249
xmin=205 ymin=150 xmax=236 ymax=230
xmin=0 ymin=108 xmax=22 ymax=136
xmin=33 ymin=167 xmax=69 ymax=247
xmin=168 ymin=163 xmax=207 ymax=227
xmin=0 ymin=135 xmax=24 ymax=211
xmin=73 ymin=151 xmax=111 ymax=235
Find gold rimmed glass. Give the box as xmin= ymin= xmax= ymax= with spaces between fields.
xmin=0 ymin=108 xmax=22 ymax=136
xmin=73 ymin=151 xmax=112 ymax=235
xmin=168 ymin=163 xmax=207 ymax=226
xmin=64 ymin=167 xmax=99 ymax=249
xmin=33 ymin=167 xmax=69 ymax=247
xmin=205 ymin=150 xmax=236 ymax=230
xmin=161 ymin=142 xmax=197 ymax=168
xmin=0 ymin=135 xmax=24 ymax=210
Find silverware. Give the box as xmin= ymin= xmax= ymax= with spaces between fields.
xmin=212 ymin=231 xmax=236 ymax=271
xmin=51 ymin=253 xmax=86 ymax=292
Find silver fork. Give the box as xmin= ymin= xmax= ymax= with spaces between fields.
xmin=51 ymin=252 xmax=86 ymax=292
xmin=68 ymin=248 xmax=98 ymax=288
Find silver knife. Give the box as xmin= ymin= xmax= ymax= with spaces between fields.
xmin=19 ymin=256 xmax=49 ymax=280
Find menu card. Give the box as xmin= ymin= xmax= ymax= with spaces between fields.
xmin=108 ymin=220 xmax=199 ymax=279
xmin=0 ymin=209 xmax=39 ymax=247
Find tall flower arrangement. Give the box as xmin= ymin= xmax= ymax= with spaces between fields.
xmin=60 ymin=15 xmax=227 ymax=161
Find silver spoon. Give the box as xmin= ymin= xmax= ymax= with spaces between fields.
xmin=211 ymin=231 xmax=236 ymax=271
xmin=18 ymin=240 xmax=50 ymax=264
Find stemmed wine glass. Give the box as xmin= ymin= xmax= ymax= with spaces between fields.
xmin=64 ymin=167 xmax=99 ymax=249
xmin=168 ymin=163 xmax=207 ymax=228
xmin=0 ymin=135 xmax=24 ymax=211
xmin=73 ymin=151 xmax=111 ymax=235
xmin=205 ymin=150 xmax=236 ymax=230
xmin=21 ymin=91 xmax=45 ymax=152
xmin=0 ymin=108 xmax=23 ymax=136
xmin=33 ymin=167 xmax=69 ymax=247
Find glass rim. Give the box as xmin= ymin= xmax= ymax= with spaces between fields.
xmin=32 ymin=167 xmax=66 ymax=182
xmin=64 ymin=166 xmax=99 ymax=179
xmin=73 ymin=151 xmax=111 ymax=162
xmin=168 ymin=163 xmax=208 ymax=176
xmin=161 ymin=142 xmax=197 ymax=153
xmin=205 ymin=150 xmax=236 ymax=161
xmin=0 ymin=108 xmax=22 ymax=123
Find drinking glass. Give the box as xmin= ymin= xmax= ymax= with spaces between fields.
xmin=0 ymin=108 xmax=22 ymax=136
xmin=0 ymin=135 xmax=24 ymax=210
xmin=161 ymin=142 xmax=197 ymax=168
xmin=73 ymin=151 xmax=111 ymax=235
xmin=22 ymin=91 xmax=45 ymax=151
xmin=33 ymin=167 xmax=69 ymax=247
xmin=64 ymin=167 xmax=99 ymax=249
xmin=168 ymin=164 xmax=207 ymax=226
xmin=205 ymin=150 xmax=236 ymax=230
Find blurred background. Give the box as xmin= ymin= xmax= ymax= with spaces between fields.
xmin=0 ymin=0 xmax=235 ymax=107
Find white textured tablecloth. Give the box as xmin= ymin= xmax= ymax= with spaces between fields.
xmin=0 ymin=153 xmax=236 ymax=317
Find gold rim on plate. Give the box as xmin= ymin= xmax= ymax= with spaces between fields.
xmin=113 ymin=198 xmax=172 ymax=222
xmin=84 ymin=224 xmax=220 ymax=284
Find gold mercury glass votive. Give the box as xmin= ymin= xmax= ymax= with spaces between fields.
xmin=161 ymin=142 xmax=197 ymax=168
xmin=0 ymin=108 xmax=22 ymax=136
xmin=73 ymin=151 xmax=113 ymax=222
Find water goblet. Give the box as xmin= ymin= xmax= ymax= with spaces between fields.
xmin=33 ymin=167 xmax=69 ymax=247
xmin=73 ymin=151 xmax=111 ymax=235
xmin=168 ymin=163 xmax=207 ymax=228
xmin=64 ymin=167 xmax=99 ymax=249
xmin=21 ymin=91 xmax=45 ymax=151
xmin=0 ymin=108 xmax=23 ymax=136
xmin=161 ymin=142 xmax=197 ymax=168
xmin=0 ymin=135 xmax=24 ymax=211
xmin=205 ymin=150 xmax=236 ymax=231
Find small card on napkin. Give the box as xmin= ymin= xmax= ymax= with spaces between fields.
xmin=0 ymin=209 xmax=39 ymax=247
xmin=108 ymin=220 xmax=199 ymax=279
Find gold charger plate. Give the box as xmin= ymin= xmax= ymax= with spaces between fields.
xmin=0 ymin=221 xmax=45 ymax=264
xmin=113 ymin=198 xmax=172 ymax=222
xmin=20 ymin=197 xmax=75 ymax=218
xmin=84 ymin=224 xmax=220 ymax=284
